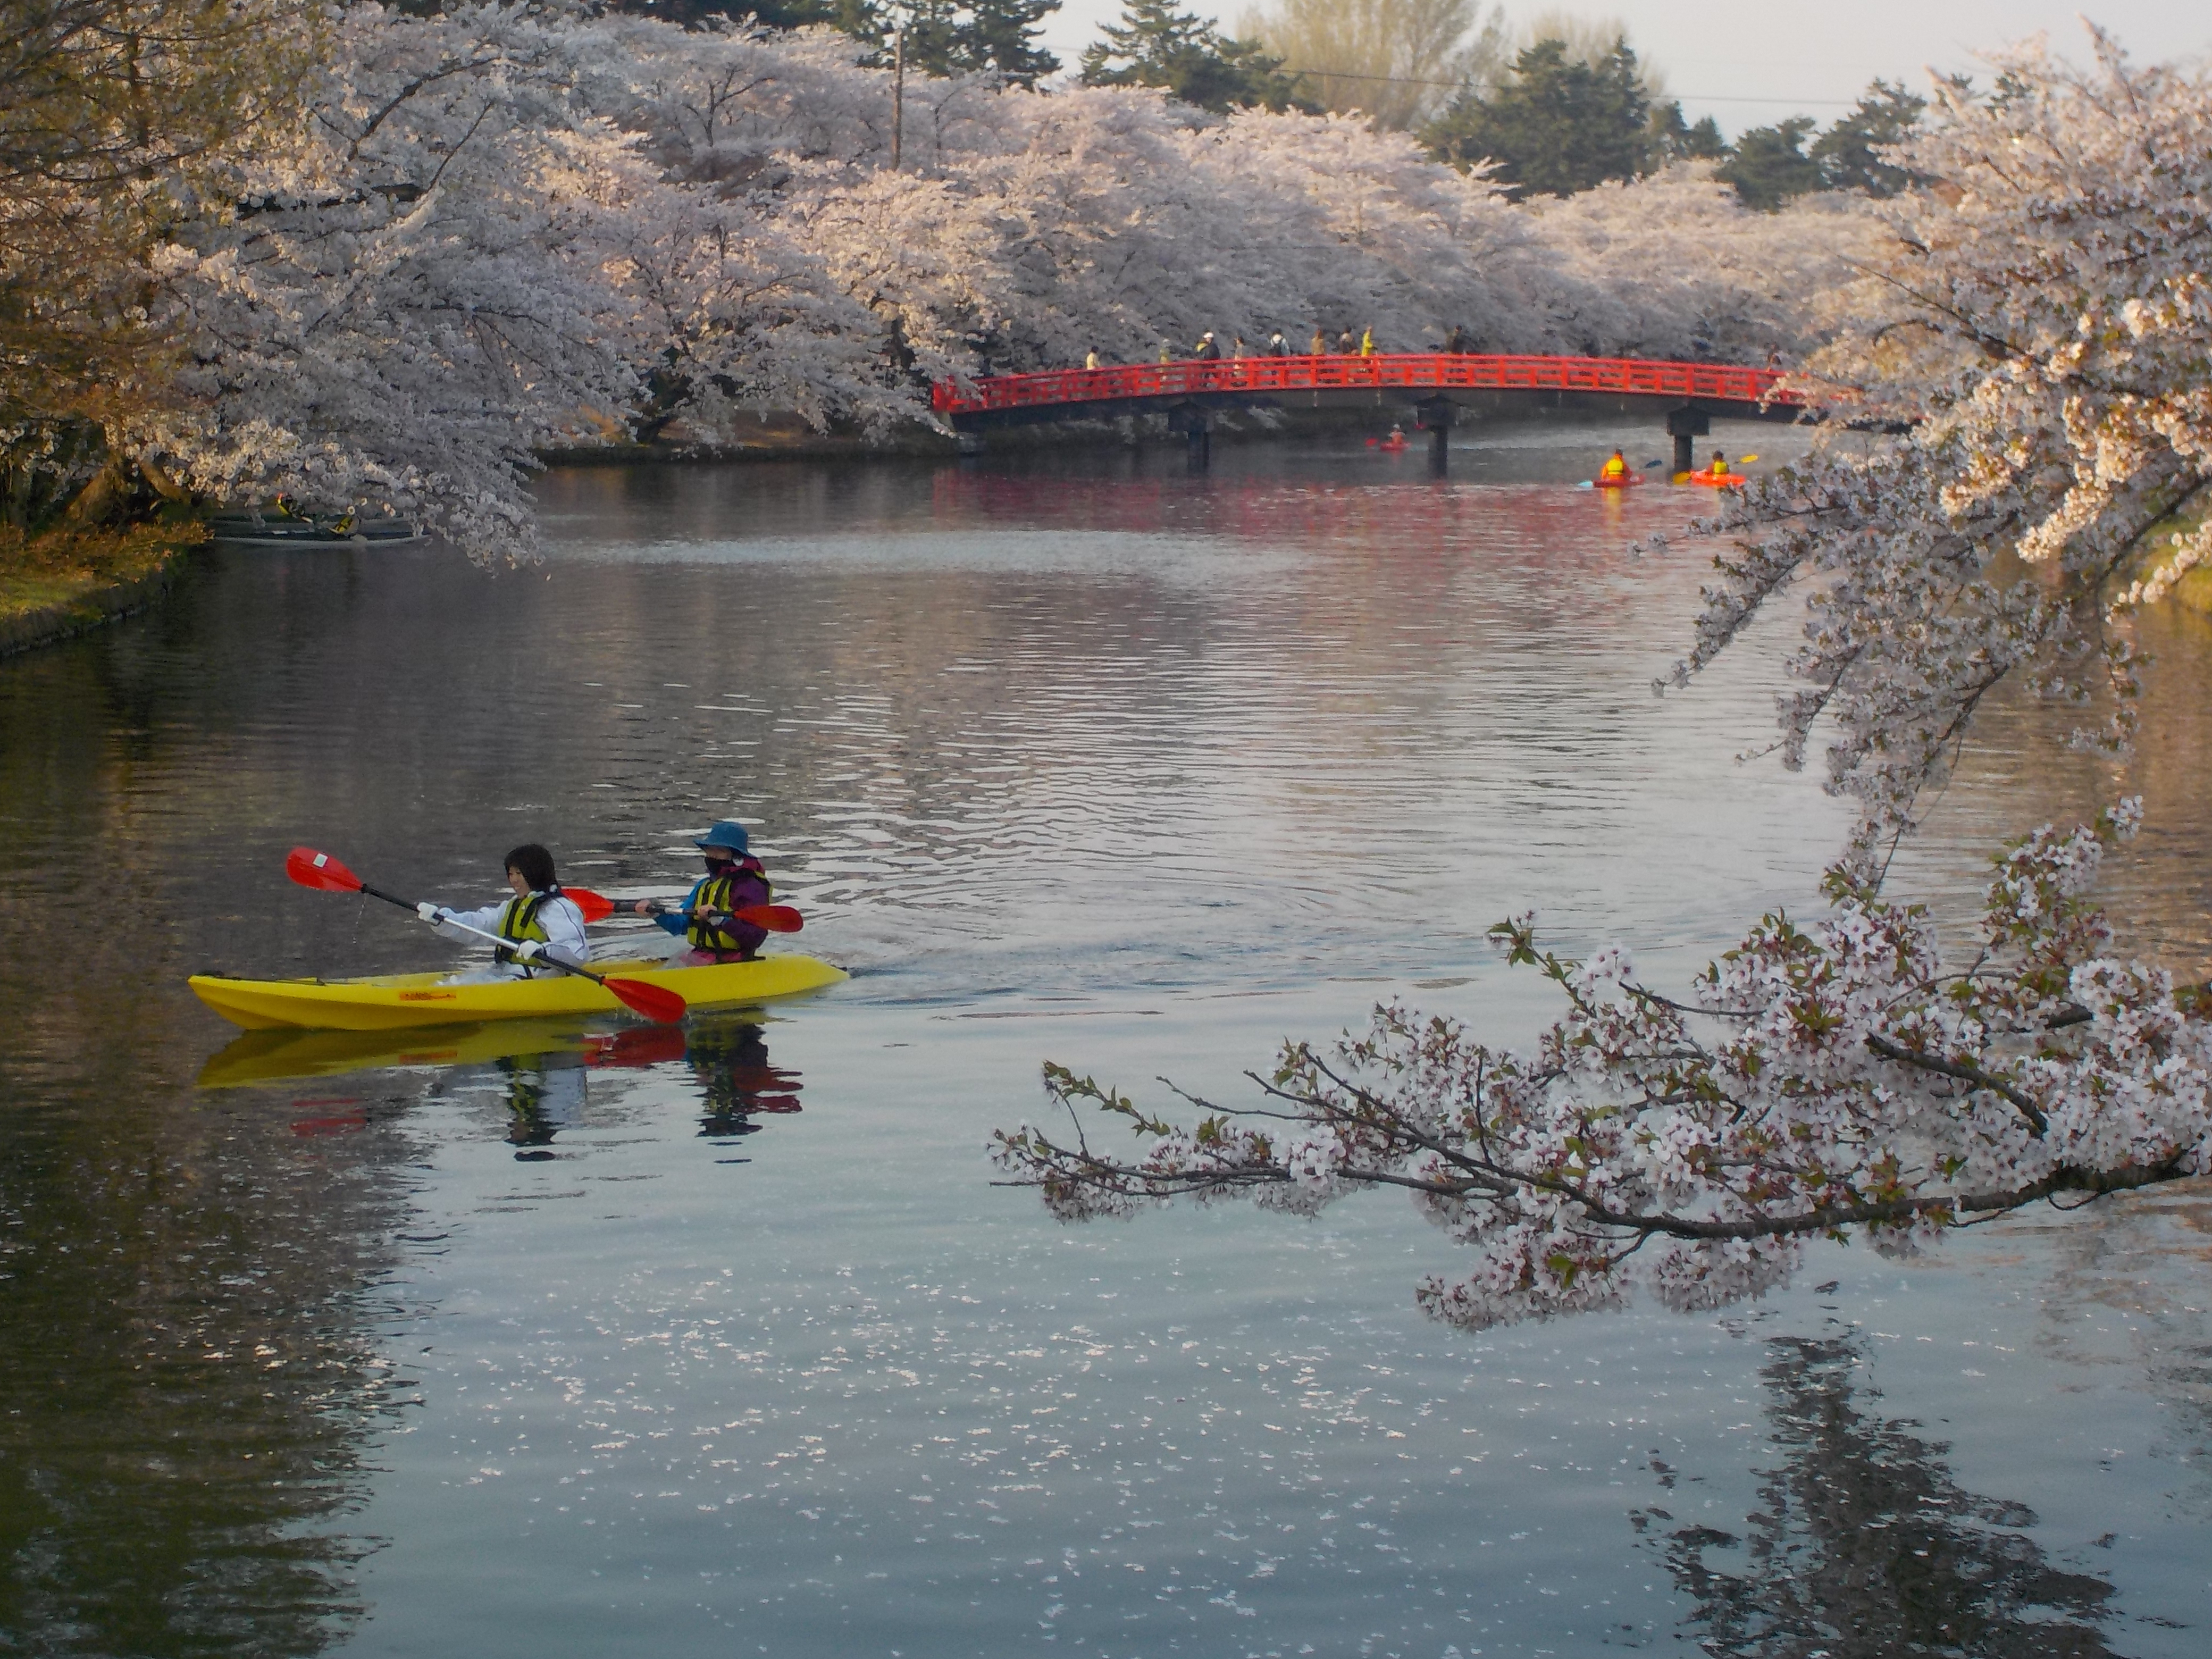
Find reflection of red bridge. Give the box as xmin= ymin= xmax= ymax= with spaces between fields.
xmin=932 ymin=352 xmax=1805 ymax=471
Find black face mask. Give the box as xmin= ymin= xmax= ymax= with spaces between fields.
xmin=703 ymin=854 xmax=736 ymax=874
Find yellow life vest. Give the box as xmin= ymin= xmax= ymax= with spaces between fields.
xmin=1601 ymin=455 xmax=1626 ymax=479
xmin=495 ymin=891 xmax=553 ymax=970
xmin=688 ymin=866 xmax=770 ymax=953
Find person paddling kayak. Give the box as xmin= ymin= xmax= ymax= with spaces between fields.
xmin=1704 ymin=449 xmax=1732 ymax=480
xmin=1599 ymin=448 xmax=1629 ymax=482
xmin=620 ymin=820 xmax=774 ymax=965
xmin=421 ymin=843 xmax=590 ymax=982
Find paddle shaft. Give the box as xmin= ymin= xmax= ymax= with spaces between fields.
xmin=353 ymin=880 xmax=625 ymax=992
xmin=638 ymin=900 xmax=800 ymax=933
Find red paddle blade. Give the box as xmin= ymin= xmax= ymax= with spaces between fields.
xmin=587 ymin=1025 xmax=690 ymax=1068
xmin=735 ymin=904 xmax=803 ymax=934
xmin=286 ymin=847 xmax=364 ymax=894
xmin=564 ymin=886 xmax=616 ymax=922
xmin=604 ymin=976 xmax=686 ymax=1025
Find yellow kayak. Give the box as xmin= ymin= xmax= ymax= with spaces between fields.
xmin=189 ymin=954 xmax=848 ymax=1032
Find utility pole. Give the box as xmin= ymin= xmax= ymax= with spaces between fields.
xmin=890 ymin=16 xmax=905 ymax=172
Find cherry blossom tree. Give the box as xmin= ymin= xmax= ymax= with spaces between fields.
xmin=996 ymin=31 xmax=2212 ymax=1328
xmin=12 ymin=1 xmax=1872 ymax=554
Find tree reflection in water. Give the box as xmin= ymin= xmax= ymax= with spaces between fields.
xmin=1645 ymin=1334 xmax=2117 ymax=1658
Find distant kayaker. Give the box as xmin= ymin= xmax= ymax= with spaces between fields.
xmin=1600 ymin=448 xmax=1629 ymax=482
xmin=423 ymin=843 xmax=590 ymax=982
xmin=1705 ymin=449 xmax=1731 ymax=479
xmin=620 ymin=819 xmax=773 ymax=965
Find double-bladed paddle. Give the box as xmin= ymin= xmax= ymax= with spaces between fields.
xmin=563 ymin=888 xmax=803 ymax=934
xmin=284 ymin=848 xmax=686 ymax=1024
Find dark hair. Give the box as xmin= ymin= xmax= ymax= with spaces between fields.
xmin=505 ymin=843 xmax=557 ymax=892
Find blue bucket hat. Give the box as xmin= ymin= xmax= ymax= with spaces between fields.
xmin=694 ymin=819 xmax=750 ymax=856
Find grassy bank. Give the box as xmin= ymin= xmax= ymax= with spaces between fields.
xmin=0 ymin=521 xmax=206 ymax=657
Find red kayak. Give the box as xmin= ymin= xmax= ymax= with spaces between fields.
xmin=1593 ymin=473 xmax=1642 ymax=488
xmin=1688 ymin=471 xmax=1747 ymax=487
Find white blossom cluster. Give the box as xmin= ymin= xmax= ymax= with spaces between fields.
xmin=84 ymin=2 xmax=1865 ymax=558
xmin=995 ymin=803 xmax=2212 ymax=1329
xmin=1659 ymin=30 xmax=2211 ymax=851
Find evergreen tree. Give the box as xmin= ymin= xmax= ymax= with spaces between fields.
xmin=1811 ymin=79 xmax=1926 ymax=196
xmin=1646 ymin=99 xmax=1727 ymax=165
xmin=845 ymin=1 xmax=1060 ymax=86
xmin=1080 ymin=0 xmax=1313 ymax=114
xmin=1422 ymin=37 xmax=1649 ymax=199
xmin=1720 ymin=116 xmax=1822 ymax=209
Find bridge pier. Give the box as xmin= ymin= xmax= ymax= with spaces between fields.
xmin=1414 ymin=396 xmax=1457 ymax=475
xmin=1666 ymin=404 xmax=1711 ymax=477
xmin=1167 ymin=403 xmax=1211 ymax=471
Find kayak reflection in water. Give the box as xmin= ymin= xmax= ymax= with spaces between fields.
xmin=616 ymin=819 xmax=772 ymax=966
xmin=421 ymin=843 xmax=590 ymax=983
xmin=499 ymin=1051 xmax=588 ymax=1159
xmin=487 ymin=1017 xmax=804 ymax=1157
xmin=687 ymin=1018 xmax=803 ymax=1139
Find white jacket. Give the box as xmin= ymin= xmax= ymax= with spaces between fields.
xmin=435 ymin=891 xmax=590 ymax=976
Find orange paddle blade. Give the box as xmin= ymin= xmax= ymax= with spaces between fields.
xmin=565 ymin=886 xmax=616 ymax=921
xmin=286 ymin=847 xmax=363 ymax=894
xmin=735 ymin=904 xmax=803 ymax=934
xmin=603 ymin=976 xmax=686 ymax=1024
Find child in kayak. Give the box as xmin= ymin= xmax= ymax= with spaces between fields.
xmin=424 ymin=843 xmax=590 ymax=982
xmin=621 ymin=819 xmax=773 ymax=965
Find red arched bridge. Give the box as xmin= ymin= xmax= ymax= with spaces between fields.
xmin=932 ymin=351 xmax=1806 ymax=470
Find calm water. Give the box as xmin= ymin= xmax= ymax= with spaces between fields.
xmin=2 ymin=426 xmax=2208 ymax=1657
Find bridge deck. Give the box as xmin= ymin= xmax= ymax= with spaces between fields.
xmin=932 ymin=353 xmax=1799 ymax=420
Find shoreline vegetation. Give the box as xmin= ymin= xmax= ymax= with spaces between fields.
xmin=0 ymin=521 xmax=206 ymax=658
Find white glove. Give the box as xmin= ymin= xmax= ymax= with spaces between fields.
xmin=512 ymin=940 xmax=544 ymax=962
xmin=416 ymin=901 xmax=441 ymax=923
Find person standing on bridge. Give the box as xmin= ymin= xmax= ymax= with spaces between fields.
xmin=1085 ymin=347 xmax=1100 ymax=370
xmin=1444 ymin=324 xmax=1472 ymax=354
xmin=1194 ymin=331 xmax=1221 ymax=361
xmin=1337 ymin=328 xmax=1357 ymax=355
xmin=1268 ymin=331 xmax=1289 ymax=357
xmin=1310 ymin=326 xmax=1328 ymax=356
xmin=1159 ymin=339 xmax=1173 ymax=364
xmin=1360 ymin=326 xmax=1377 ymax=358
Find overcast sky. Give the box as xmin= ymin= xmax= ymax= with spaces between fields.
xmin=1038 ymin=3 xmax=2212 ymax=135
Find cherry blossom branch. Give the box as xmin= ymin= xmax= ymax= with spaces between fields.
xmin=1862 ymin=1034 xmax=2048 ymax=1136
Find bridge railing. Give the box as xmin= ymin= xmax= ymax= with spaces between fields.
xmin=932 ymin=353 xmax=1800 ymax=416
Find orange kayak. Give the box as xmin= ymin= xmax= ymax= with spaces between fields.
xmin=1688 ymin=472 xmax=1746 ymax=487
